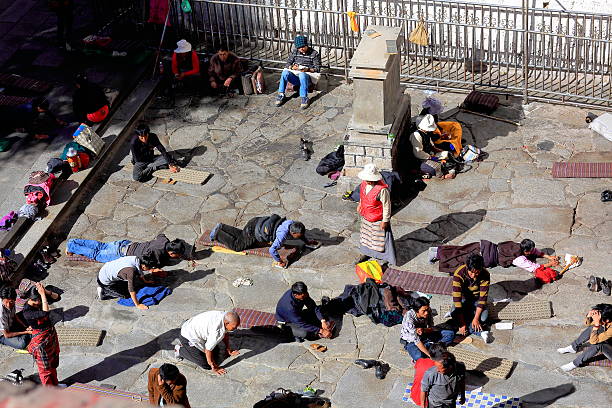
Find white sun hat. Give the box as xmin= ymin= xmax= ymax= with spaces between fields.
xmin=418 ymin=114 xmax=437 ymax=132
xmin=174 ymin=39 xmax=192 ymax=53
xmin=357 ymin=163 xmax=383 ymax=181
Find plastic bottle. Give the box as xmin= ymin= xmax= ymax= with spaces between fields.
xmin=387 ymin=132 xmax=396 ymax=145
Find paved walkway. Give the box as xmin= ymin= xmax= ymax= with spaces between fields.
xmin=1 ymin=80 xmax=611 ymax=407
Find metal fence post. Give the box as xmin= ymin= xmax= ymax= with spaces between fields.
xmin=341 ymin=0 xmax=350 ymax=82
xmin=522 ymin=0 xmax=529 ymax=104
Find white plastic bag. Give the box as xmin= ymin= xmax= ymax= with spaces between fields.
xmin=589 ymin=112 xmax=612 ymax=142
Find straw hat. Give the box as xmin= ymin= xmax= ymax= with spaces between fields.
xmin=357 ymin=163 xmax=383 ymax=182
xmin=174 ymin=39 xmax=192 ymax=54
xmin=418 ymin=114 xmax=437 ymax=132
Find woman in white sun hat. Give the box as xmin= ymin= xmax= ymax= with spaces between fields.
xmin=410 ymin=114 xmax=456 ymax=179
xmin=168 ymin=39 xmax=202 ymax=96
xmin=355 ymin=163 xmax=397 ymax=266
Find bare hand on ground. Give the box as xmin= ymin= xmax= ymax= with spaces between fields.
xmin=137 ymin=304 xmax=149 ymax=310
xmin=169 ymin=165 xmax=180 ymax=173
xmin=213 ymin=367 xmax=226 ymax=375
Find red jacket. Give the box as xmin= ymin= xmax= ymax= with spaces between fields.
xmin=172 ymin=51 xmax=200 ymax=77
xmin=358 ymin=180 xmax=388 ymax=222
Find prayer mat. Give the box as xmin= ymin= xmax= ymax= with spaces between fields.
xmin=0 ymin=73 xmax=53 ymax=93
xmin=402 ymin=382 xmax=521 ymax=407
xmin=450 ymin=347 xmax=515 ymax=379
xmin=152 ymin=168 xmax=212 ymax=185
xmin=66 ymin=254 xmax=100 ymax=263
xmin=233 ymin=308 xmax=277 ymax=329
xmin=588 ymin=355 xmax=612 ymax=367
xmin=552 ymin=162 xmax=612 ymax=178
xmin=66 ymin=383 xmax=147 ymax=402
xmin=438 ymin=300 xmax=553 ymax=321
xmin=55 ymin=327 xmax=104 ymax=347
xmin=383 ymin=268 xmax=453 ymax=296
xmin=0 ymin=94 xmax=33 ymax=107
xmin=197 ymin=231 xmax=298 ymax=263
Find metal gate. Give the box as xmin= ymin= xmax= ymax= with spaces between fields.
xmin=168 ymin=0 xmax=612 ymax=108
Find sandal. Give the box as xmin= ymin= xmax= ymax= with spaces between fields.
xmin=310 ymin=343 xmax=327 ymax=353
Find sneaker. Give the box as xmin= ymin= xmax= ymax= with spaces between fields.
xmin=275 ymin=93 xmax=285 ymax=106
xmin=427 ymin=247 xmax=439 ymax=263
xmin=209 ymin=223 xmax=221 ymax=242
xmin=300 ymin=97 xmax=309 ymax=109
xmin=561 ymin=362 xmax=577 ymax=372
xmin=96 ymin=286 xmax=103 ymax=300
xmin=481 ymin=331 xmax=492 ymax=344
xmin=557 ymin=345 xmax=577 ymax=354
xmin=174 ymin=344 xmax=183 ymax=361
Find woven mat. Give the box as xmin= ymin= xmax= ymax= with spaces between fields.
xmin=0 ymin=73 xmax=53 ymax=93
xmin=197 ymin=231 xmax=297 ymax=262
xmin=233 ymin=308 xmax=277 ymax=329
xmin=66 ymin=254 xmax=100 ymax=263
xmin=55 ymin=327 xmax=104 ymax=347
xmin=66 ymin=383 xmax=147 ymax=401
xmin=552 ymin=162 xmax=612 ymax=178
xmin=450 ymin=347 xmax=515 ymax=379
xmin=152 ymin=168 xmax=211 ymax=185
xmin=0 ymin=94 xmax=33 ymax=107
xmin=438 ymin=300 xmax=553 ymax=321
xmin=588 ymin=355 xmax=612 ymax=367
xmin=402 ymin=382 xmax=521 ymax=407
xmin=383 ymin=268 xmax=453 ymax=295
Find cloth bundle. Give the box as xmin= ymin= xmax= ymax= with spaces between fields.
xmin=18 ymin=204 xmax=38 ymax=220
xmin=117 ymin=286 xmax=172 ymax=307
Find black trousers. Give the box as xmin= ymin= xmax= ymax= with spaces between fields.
xmin=214 ymin=217 xmax=260 ymax=251
xmin=97 ymin=277 xmax=135 ymax=300
xmin=178 ymin=335 xmax=226 ymax=369
xmin=286 ymin=309 xmax=322 ymax=340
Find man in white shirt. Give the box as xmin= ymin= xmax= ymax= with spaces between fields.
xmin=177 ymin=310 xmax=240 ymax=375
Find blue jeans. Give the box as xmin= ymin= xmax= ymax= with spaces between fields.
xmin=402 ymin=330 xmax=456 ymax=361
xmin=277 ymin=68 xmax=310 ymax=98
xmin=451 ymin=300 xmax=489 ymax=336
xmin=0 ymin=333 xmax=31 ymax=350
xmin=67 ymin=239 xmax=131 ymax=263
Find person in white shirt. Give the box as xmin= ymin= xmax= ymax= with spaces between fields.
xmin=176 ymin=311 xmax=240 ymax=375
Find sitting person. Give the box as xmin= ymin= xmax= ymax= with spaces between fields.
xmin=0 ymin=287 xmax=32 ymax=350
xmin=275 ymin=35 xmax=321 ymax=109
xmin=73 ymin=73 xmax=109 ymax=124
xmin=147 ymin=363 xmax=191 ymax=407
xmin=276 ymin=281 xmax=333 ymax=342
xmin=23 ymin=283 xmax=60 ymax=386
xmin=177 ymin=310 xmax=240 ymax=375
xmin=12 ymin=97 xmax=67 ymax=141
xmin=433 ymin=121 xmax=462 ymax=157
xmin=208 ymin=45 xmax=242 ymax=94
xmin=131 ymin=124 xmax=180 ymax=182
xmin=66 ymin=233 xmax=187 ymax=266
xmin=409 ymin=343 xmax=448 ymax=406
xmin=431 ymin=238 xmax=561 ymax=283
xmin=410 ymin=114 xmax=455 ymax=179
xmin=450 ymin=254 xmax=491 ymax=343
xmin=559 ymin=304 xmax=611 ymax=371
xmin=172 ymin=39 xmax=201 ymax=89
xmin=421 ymin=351 xmax=466 ymax=408
xmin=400 ymin=297 xmax=455 ymax=361
xmin=96 ymin=255 xmax=156 ymax=310
xmin=210 ymin=214 xmax=317 ymax=268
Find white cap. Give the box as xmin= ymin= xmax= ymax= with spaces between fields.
xmin=357 ymin=163 xmax=383 ymax=182
xmin=66 ymin=147 xmax=77 ymax=157
xmin=418 ymin=114 xmax=437 ymax=132
xmin=174 ymin=39 xmax=192 ymax=53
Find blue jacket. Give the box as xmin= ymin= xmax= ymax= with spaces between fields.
xmin=275 ymin=289 xmax=323 ymax=333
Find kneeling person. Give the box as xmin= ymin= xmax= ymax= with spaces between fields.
xmin=97 ymin=255 xmax=157 ymax=310
xmin=0 ymin=287 xmax=32 ymax=350
xmin=421 ymin=352 xmax=466 ymax=408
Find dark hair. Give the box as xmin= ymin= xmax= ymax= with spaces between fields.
xmin=289 ymin=222 xmax=305 ymax=236
xmin=159 ymin=363 xmax=180 ymax=381
xmin=592 ymin=303 xmax=612 ymax=313
xmin=291 ymin=281 xmax=308 ymax=295
xmin=411 ymin=297 xmax=430 ymax=312
xmin=428 ymin=343 xmax=447 ymax=359
xmin=0 ymin=287 xmax=16 ymax=300
xmin=165 ymin=239 xmax=186 ymax=256
xmin=218 ymin=45 xmax=229 ymax=52
xmin=432 ymin=351 xmax=456 ymax=369
xmin=466 ymin=253 xmax=484 ymax=271
xmin=28 ymin=287 xmax=41 ymax=301
xmin=140 ymin=254 xmax=158 ymax=269
xmin=520 ymin=239 xmax=536 ymax=254
xmin=602 ymin=309 xmax=612 ymax=323
xmin=135 ymin=124 xmax=150 ymax=136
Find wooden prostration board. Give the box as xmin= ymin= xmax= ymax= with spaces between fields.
xmin=152 ymin=168 xmax=211 ymax=185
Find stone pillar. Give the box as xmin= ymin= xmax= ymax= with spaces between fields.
xmin=340 ymin=26 xmax=410 ymax=187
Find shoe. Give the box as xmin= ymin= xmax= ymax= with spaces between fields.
xmin=96 ymin=286 xmax=103 ymax=300
xmin=300 ymin=97 xmax=309 ymax=109
xmin=321 ymin=296 xmax=330 ymax=306
xmin=481 ymin=331 xmax=492 ymax=344
xmin=587 ymin=275 xmax=601 ymax=292
xmin=209 ymin=223 xmax=221 ymax=242
xmin=374 ymin=361 xmax=390 ymax=379
xmin=355 ymin=254 xmax=370 ymax=265
xmin=428 ymin=247 xmax=439 ymax=264
xmin=354 ymin=359 xmax=377 ymax=369
xmin=561 ymin=362 xmax=577 ymax=372
xmin=602 ymin=278 xmax=611 ymax=296
xmin=174 ymin=344 xmax=183 ymax=361
xmin=294 ymin=336 xmax=305 ymax=343
xmin=557 ymin=345 xmax=577 ymax=354
xmin=342 ymin=191 xmax=353 ymax=201
xmin=275 ymin=93 xmax=286 ymax=106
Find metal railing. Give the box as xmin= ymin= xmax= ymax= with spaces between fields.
xmin=169 ymin=0 xmax=612 ymax=108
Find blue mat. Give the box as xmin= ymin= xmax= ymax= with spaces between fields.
xmin=402 ymin=382 xmax=521 ymax=408
xmin=117 ymin=286 xmax=172 ymax=307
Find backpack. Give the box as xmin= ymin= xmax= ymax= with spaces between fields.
xmin=251 ymin=66 xmax=266 ymax=94
xmin=316 ymin=145 xmax=344 ymax=175
xmin=241 ymin=73 xmax=254 ymax=95
xmin=355 ymin=260 xmax=383 ymax=283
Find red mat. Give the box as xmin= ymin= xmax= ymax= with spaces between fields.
xmin=0 ymin=94 xmax=33 ymax=107
xmin=66 ymin=254 xmax=100 ymax=263
xmin=0 ymin=73 xmax=53 ymax=93
xmin=233 ymin=308 xmax=277 ymax=328
xmin=383 ymin=268 xmax=453 ymax=296
xmin=66 ymin=383 xmax=147 ymax=401
xmin=197 ymin=231 xmax=297 ymax=263
xmin=588 ymin=355 xmax=612 ymax=367
xmin=552 ymin=162 xmax=612 ymax=178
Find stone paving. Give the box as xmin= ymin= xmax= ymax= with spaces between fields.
xmin=1 ymin=79 xmax=611 ymax=407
